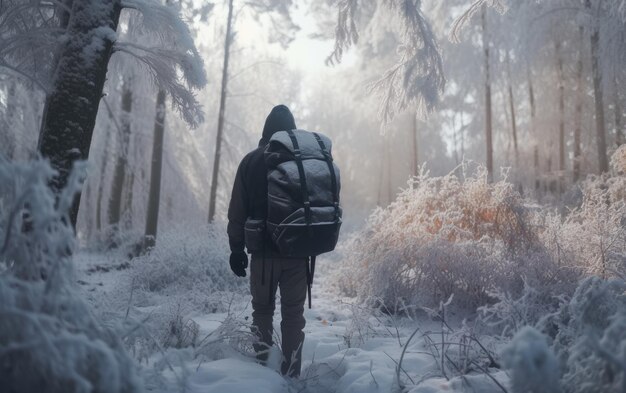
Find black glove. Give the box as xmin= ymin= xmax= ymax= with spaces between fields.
xmin=229 ymin=251 xmax=248 ymax=277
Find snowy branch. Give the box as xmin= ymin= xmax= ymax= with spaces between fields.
xmin=330 ymin=0 xmax=445 ymax=124
xmin=449 ymin=0 xmax=507 ymax=44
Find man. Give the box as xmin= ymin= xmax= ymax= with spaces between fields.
xmin=227 ymin=105 xmax=307 ymax=378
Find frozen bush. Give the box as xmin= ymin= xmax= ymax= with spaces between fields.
xmin=501 ymin=326 xmax=562 ymax=393
xmin=129 ymin=223 xmax=246 ymax=312
xmin=0 ymin=157 xmax=143 ymax=393
xmin=551 ymin=153 xmax=626 ymax=280
xmin=498 ymin=276 xmax=626 ymax=393
xmin=335 ymin=166 xmax=571 ymax=310
xmin=548 ymin=276 xmax=626 ymax=393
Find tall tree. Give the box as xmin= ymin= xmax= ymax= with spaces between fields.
xmin=1 ymin=0 xmax=206 ymax=228
xmin=505 ymin=49 xmax=519 ymax=167
xmin=586 ymin=0 xmax=609 ymax=173
xmin=208 ymin=0 xmax=235 ymax=223
xmin=108 ymin=77 xmax=133 ymax=229
xmin=37 ymin=0 xmax=123 ymax=226
xmin=143 ymin=90 xmax=167 ymax=251
xmin=412 ymin=112 xmax=419 ymax=177
xmin=614 ymin=75 xmax=624 ymax=147
xmin=482 ymin=5 xmax=494 ymax=182
xmin=555 ymin=41 xmax=566 ymax=193
xmin=573 ymin=26 xmax=585 ymax=182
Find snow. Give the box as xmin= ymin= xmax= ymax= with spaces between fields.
xmin=74 ymin=249 xmax=508 ymax=393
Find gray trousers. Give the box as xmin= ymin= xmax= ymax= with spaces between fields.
xmin=250 ymin=255 xmax=307 ymax=377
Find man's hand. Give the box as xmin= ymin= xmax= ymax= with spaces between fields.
xmin=229 ymin=251 xmax=248 ymax=277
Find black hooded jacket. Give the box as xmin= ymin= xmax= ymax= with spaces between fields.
xmin=227 ymin=105 xmax=297 ymax=255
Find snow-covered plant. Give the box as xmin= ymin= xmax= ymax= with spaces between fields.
xmin=0 ymin=157 xmax=142 ymax=393
xmin=552 ymin=148 xmax=626 ymax=280
xmin=501 ymin=326 xmax=562 ymax=393
xmin=128 ymin=223 xmax=246 ymax=312
xmin=335 ymin=166 xmax=568 ymax=310
xmin=449 ymin=0 xmax=508 ymax=43
xmin=547 ymin=276 xmax=626 ymax=393
xmin=500 ymin=276 xmax=626 ymax=393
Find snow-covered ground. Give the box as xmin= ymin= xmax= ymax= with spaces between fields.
xmin=75 ymin=252 xmax=509 ymax=393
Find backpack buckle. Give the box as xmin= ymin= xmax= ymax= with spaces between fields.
xmin=293 ymin=148 xmax=302 ymax=158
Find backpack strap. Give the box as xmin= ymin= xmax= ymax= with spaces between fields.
xmin=286 ymin=130 xmax=312 ymax=226
xmin=306 ymin=256 xmax=316 ymax=309
xmin=312 ymin=133 xmax=340 ymax=222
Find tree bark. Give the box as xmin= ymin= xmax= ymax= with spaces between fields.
xmin=143 ymin=89 xmax=167 ymax=251
xmin=614 ymin=75 xmax=623 ymax=147
xmin=481 ymin=5 xmax=493 ymax=182
xmin=412 ymin=112 xmax=419 ymax=177
xmin=587 ymin=0 xmax=608 ymax=173
xmin=556 ymin=41 xmax=566 ymax=194
xmin=573 ymin=27 xmax=584 ymax=182
xmin=4 ymin=82 xmax=17 ymax=159
xmin=108 ymin=77 xmax=133 ymax=228
xmin=37 ymin=0 xmax=122 ymax=228
xmin=208 ymin=0 xmax=235 ymax=223
xmin=528 ymin=68 xmax=540 ymax=192
xmin=505 ymin=50 xmax=519 ymax=167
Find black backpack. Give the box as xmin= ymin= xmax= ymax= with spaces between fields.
xmin=263 ymin=129 xmax=342 ymax=257
xmin=243 ymin=129 xmax=341 ymax=308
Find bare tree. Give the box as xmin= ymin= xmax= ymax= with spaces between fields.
xmin=505 ymin=49 xmax=519 ymax=168
xmin=143 ymin=90 xmax=167 ymax=251
xmin=573 ymin=26 xmax=585 ymax=182
xmin=586 ymin=0 xmax=609 ymax=173
xmin=482 ymin=5 xmax=494 ymax=182
xmin=208 ymin=0 xmax=235 ymax=223
xmin=108 ymin=77 xmax=133 ymax=229
xmin=555 ymin=41 xmax=566 ymax=193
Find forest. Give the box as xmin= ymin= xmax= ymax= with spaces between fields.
xmin=0 ymin=0 xmax=625 ymax=392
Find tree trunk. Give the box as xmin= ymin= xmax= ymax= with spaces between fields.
xmin=37 ymin=0 xmax=122 ymax=228
xmin=108 ymin=77 xmax=133 ymax=228
xmin=528 ymin=68 xmax=540 ymax=192
xmin=208 ymin=0 xmax=235 ymax=223
xmin=587 ymin=1 xmax=608 ymax=173
xmin=614 ymin=75 xmax=623 ymax=147
xmin=412 ymin=112 xmax=419 ymax=177
xmin=506 ymin=51 xmax=519 ymax=167
xmin=555 ymin=41 xmax=566 ymax=194
xmin=385 ymin=136 xmax=392 ymax=204
xmin=573 ymin=27 xmax=584 ymax=182
xmin=123 ymin=171 xmax=135 ymax=230
xmin=5 ymin=82 xmax=17 ymax=159
xmin=96 ymin=123 xmax=113 ymax=232
xmin=481 ymin=5 xmax=493 ymax=182
xmin=143 ymin=89 xmax=167 ymax=251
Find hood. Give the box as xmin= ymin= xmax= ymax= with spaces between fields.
xmin=260 ymin=105 xmax=296 ymax=146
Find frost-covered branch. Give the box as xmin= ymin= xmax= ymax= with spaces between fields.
xmin=118 ymin=0 xmax=207 ymax=127
xmin=330 ymin=0 xmax=445 ymax=123
xmin=449 ymin=0 xmax=507 ymax=44
xmin=114 ymin=41 xmax=204 ymax=127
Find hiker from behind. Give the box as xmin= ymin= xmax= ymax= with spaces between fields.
xmin=227 ymin=105 xmax=342 ymax=377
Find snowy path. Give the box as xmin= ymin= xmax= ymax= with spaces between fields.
xmin=76 ymin=253 xmax=507 ymax=393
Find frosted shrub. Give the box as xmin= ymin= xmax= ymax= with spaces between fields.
xmin=551 ymin=149 xmax=626 ymax=280
xmin=502 ymin=326 xmax=562 ymax=393
xmin=547 ymin=276 xmax=626 ymax=393
xmin=336 ymin=167 xmax=566 ymax=310
xmin=129 ymin=223 xmax=246 ymax=312
xmin=500 ymin=277 xmax=626 ymax=393
xmin=0 ymin=158 xmax=142 ymax=393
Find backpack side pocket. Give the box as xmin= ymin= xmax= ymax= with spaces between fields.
xmin=244 ymin=219 xmax=265 ymax=253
